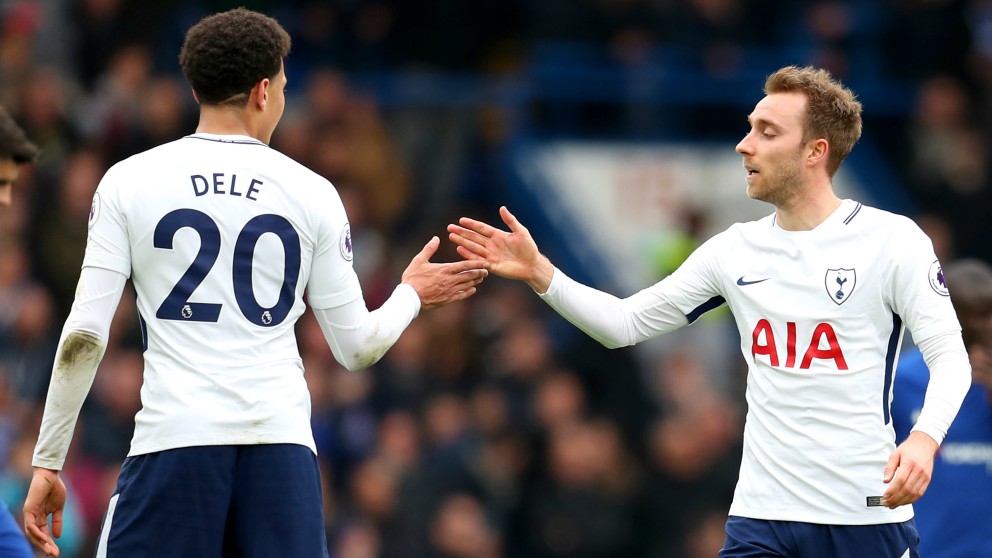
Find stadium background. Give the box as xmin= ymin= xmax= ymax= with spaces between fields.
xmin=0 ymin=0 xmax=988 ymax=556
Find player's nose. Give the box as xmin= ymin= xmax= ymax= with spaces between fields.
xmin=736 ymin=133 xmax=754 ymax=155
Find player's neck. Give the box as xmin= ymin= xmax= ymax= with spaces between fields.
xmin=195 ymin=106 xmax=261 ymax=141
xmin=774 ymin=187 xmax=843 ymax=231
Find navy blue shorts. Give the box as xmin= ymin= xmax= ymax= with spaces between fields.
xmin=95 ymin=444 xmax=328 ymax=558
xmin=721 ymin=516 xmax=919 ymax=558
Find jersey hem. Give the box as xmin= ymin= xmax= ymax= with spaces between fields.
xmin=728 ymin=505 xmax=914 ymax=525
xmin=128 ymin=434 xmax=317 ymax=457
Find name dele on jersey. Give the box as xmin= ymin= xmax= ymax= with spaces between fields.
xmin=190 ymin=173 xmax=263 ymax=201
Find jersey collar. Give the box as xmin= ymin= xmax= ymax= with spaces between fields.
xmin=772 ymin=199 xmax=860 ymax=231
xmin=185 ymin=133 xmax=267 ymax=146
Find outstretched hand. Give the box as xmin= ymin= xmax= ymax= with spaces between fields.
xmin=881 ymin=430 xmax=938 ymax=509
xmin=447 ymin=206 xmax=554 ymax=293
xmin=401 ymin=236 xmax=488 ymax=312
xmin=23 ymin=467 xmax=66 ymax=557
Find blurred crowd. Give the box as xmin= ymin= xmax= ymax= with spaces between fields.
xmin=1 ymin=0 xmax=990 ymax=557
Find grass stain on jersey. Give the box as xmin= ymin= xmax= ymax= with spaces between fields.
xmin=351 ymin=346 xmax=389 ymax=371
xmin=348 ymin=323 xmax=391 ymax=370
xmin=55 ymin=331 xmax=105 ymax=379
xmin=41 ymin=330 xmax=107 ymax=463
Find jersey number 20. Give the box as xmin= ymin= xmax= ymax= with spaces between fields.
xmin=154 ymin=208 xmax=301 ymax=327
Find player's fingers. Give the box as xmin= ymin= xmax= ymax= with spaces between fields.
xmin=886 ymin=489 xmax=915 ymax=509
xmin=23 ymin=515 xmax=44 ymax=545
xmin=901 ymin=469 xmax=930 ymax=502
xmin=444 ymin=259 xmax=489 ymax=274
xmin=454 ymin=244 xmax=488 ymax=263
xmin=453 ymin=269 xmax=489 ymax=285
xmin=24 ymin=518 xmax=55 ymax=557
xmin=450 ymin=270 xmax=488 ymax=289
xmin=438 ymin=273 xmax=484 ymax=294
xmin=411 ymin=236 xmax=440 ymax=265
xmin=457 ymin=217 xmax=500 ymax=238
xmin=882 ymin=468 xmax=903 ymax=497
xmin=447 ymin=225 xmax=491 ymax=249
xmin=499 ymin=206 xmax=527 ymax=234
xmin=450 ymin=224 xmax=493 ymax=246
xmin=446 ymin=223 xmax=479 ymax=238
xmin=51 ymin=508 xmax=63 ymax=539
xmin=882 ymin=470 xmax=908 ymax=508
xmin=447 ymin=233 xmax=489 ymax=260
xmin=466 ymin=268 xmax=489 ymax=282
xmin=882 ymin=452 xmax=899 ymax=483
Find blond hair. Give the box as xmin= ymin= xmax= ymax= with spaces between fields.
xmin=764 ymin=66 xmax=862 ymax=176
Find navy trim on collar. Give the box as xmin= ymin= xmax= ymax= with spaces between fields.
xmin=185 ymin=135 xmax=267 ymax=147
xmin=843 ymin=202 xmax=862 ymax=225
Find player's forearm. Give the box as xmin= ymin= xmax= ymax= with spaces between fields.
xmin=538 ymin=267 xmax=687 ymax=348
xmin=913 ymin=330 xmax=972 ymax=445
xmin=34 ymin=267 xmax=124 ymax=469
xmin=33 ymin=328 xmax=106 ymax=469
xmin=314 ymin=283 xmax=420 ymax=371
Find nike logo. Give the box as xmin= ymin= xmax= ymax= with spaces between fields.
xmin=898 ymin=550 xmax=910 ymax=558
xmin=737 ymin=276 xmax=769 ymax=286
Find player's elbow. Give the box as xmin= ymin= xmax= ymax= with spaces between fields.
xmin=339 ymin=347 xmax=389 ymax=372
xmin=595 ymin=335 xmax=633 ymax=350
xmin=56 ymin=330 xmax=107 ymax=373
xmin=583 ymin=317 xmax=638 ymax=349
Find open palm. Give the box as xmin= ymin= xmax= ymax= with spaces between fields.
xmin=447 ymin=206 xmax=551 ymax=291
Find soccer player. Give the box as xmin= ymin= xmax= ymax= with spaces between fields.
xmin=892 ymin=259 xmax=992 ymax=558
xmin=22 ymin=8 xmax=487 ymax=558
xmin=0 ymin=106 xmax=41 ymax=558
xmin=448 ymin=66 xmax=972 ymax=557
xmin=0 ymin=107 xmax=39 ymax=211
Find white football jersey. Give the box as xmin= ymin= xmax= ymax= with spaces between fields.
xmin=84 ymin=133 xmax=362 ymax=456
xmin=654 ymin=199 xmax=959 ymax=524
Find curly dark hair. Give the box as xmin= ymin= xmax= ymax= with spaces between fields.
xmin=0 ymin=105 xmax=38 ymax=164
xmin=179 ymin=8 xmax=291 ymax=107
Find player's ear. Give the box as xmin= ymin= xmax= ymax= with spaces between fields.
xmin=806 ymin=138 xmax=828 ymax=168
xmin=251 ymin=78 xmax=270 ymax=110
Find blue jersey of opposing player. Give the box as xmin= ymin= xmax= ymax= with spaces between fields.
xmin=893 ymin=347 xmax=992 ymax=557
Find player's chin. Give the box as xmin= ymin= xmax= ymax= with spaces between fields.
xmin=745 ymin=182 xmax=777 ymax=204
